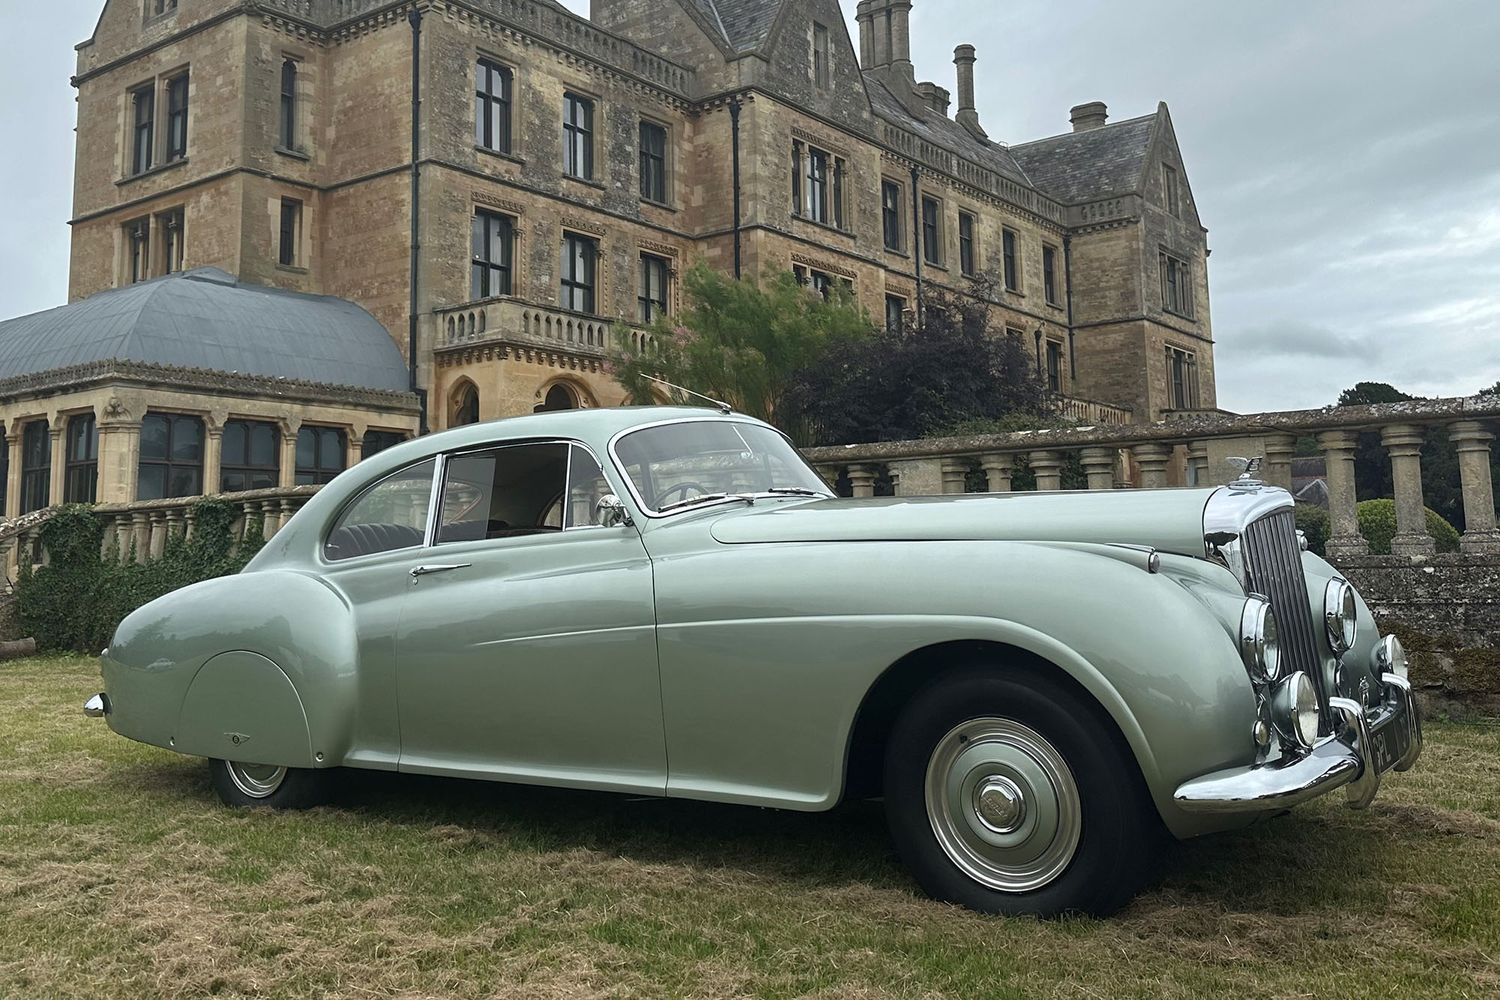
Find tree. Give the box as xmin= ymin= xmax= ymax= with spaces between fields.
xmin=608 ymin=263 xmax=872 ymax=439
xmin=785 ymin=276 xmax=1052 ymax=445
xmin=1337 ymin=382 xmax=1416 ymax=407
xmin=1478 ymin=382 xmax=1500 ymax=398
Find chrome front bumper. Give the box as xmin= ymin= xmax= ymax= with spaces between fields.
xmin=83 ymin=693 xmax=110 ymax=718
xmin=1174 ymin=673 xmax=1422 ymax=814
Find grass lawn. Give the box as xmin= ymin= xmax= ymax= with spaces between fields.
xmin=2 ymin=656 xmax=1498 ymax=999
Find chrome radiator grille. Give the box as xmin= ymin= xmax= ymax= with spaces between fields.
xmin=1240 ymin=509 xmax=1330 ymax=729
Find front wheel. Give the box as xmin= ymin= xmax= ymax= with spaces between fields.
xmin=884 ymin=667 xmax=1155 ymax=917
xmin=209 ymin=758 xmax=331 ymax=810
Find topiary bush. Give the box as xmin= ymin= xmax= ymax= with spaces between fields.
xmin=1356 ymin=498 xmax=1461 ymax=555
xmin=1295 ymin=503 xmax=1330 ymax=557
xmin=15 ymin=498 xmax=263 ymax=653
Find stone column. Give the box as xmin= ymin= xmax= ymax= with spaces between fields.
xmin=1030 ymin=452 xmax=1064 ymax=492
xmin=1263 ymin=433 xmax=1297 ymax=492
xmin=980 ymin=453 xmax=1013 ymax=493
xmin=48 ymin=423 xmax=66 ymax=506
xmin=1381 ymin=424 xmax=1436 ymax=557
xmin=1132 ymin=443 xmax=1172 ymax=490
xmin=847 ymin=464 xmax=878 ymax=498
xmin=1080 ymin=447 xmax=1117 ymax=491
xmin=279 ymin=418 xmax=302 ymax=489
xmin=888 ymin=458 xmax=943 ymax=497
xmin=1186 ymin=442 xmax=1210 ymax=488
xmin=1319 ymin=430 xmax=1367 ymax=559
xmin=4 ymin=426 xmax=22 ymax=519
xmin=204 ymin=423 xmax=224 ymax=498
xmin=940 ymin=459 xmax=968 ymax=495
xmin=1451 ymin=421 xmax=1500 ymax=555
xmin=95 ymin=418 xmax=142 ymax=505
xmin=347 ymin=429 xmax=365 ymax=471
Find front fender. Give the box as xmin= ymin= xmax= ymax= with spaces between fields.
xmin=103 ymin=570 xmax=358 ymax=767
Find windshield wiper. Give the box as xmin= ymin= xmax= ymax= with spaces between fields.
xmin=657 ymin=493 xmax=758 ymax=514
xmin=765 ymin=487 xmax=826 ymax=497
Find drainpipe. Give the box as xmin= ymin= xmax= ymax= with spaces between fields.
xmin=1063 ymin=234 xmax=1077 ymax=379
xmin=910 ymin=165 xmax=924 ymax=324
xmin=729 ymin=98 xmax=743 ymax=280
xmin=408 ymin=6 xmax=429 ymax=434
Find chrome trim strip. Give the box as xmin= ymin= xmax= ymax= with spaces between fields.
xmin=83 ymin=693 xmax=109 ymax=718
xmin=421 ymin=451 xmax=447 ymax=548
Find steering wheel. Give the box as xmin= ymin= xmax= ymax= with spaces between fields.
xmin=655 ymin=482 xmax=711 ymax=507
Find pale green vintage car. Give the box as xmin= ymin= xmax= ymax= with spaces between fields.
xmin=86 ymin=407 xmax=1421 ymax=916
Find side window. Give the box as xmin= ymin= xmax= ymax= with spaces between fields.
xmin=437 ymin=443 xmax=570 ymax=544
xmin=566 ymin=446 xmax=614 ymax=529
xmin=324 ymin=459 xmax=436 ymax=562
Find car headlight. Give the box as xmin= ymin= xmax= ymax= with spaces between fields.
xmin=1374 ymin=634 xmax=1408 ymax=680
xmin=1274 ymin=671 xmax=1320 ymax=750
xmin=1239 ymin=597 xmax=1281 ymax=683
xmin=1324 ymin=579 xmax=1358 ymax=654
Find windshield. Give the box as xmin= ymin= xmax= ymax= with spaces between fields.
xmin=613 ymin=420 xmax=831 ymax=514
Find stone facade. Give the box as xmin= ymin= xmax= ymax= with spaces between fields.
xmin=64 ymin=0 xmax=1217 ymax=439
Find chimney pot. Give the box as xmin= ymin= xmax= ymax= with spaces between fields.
xmin=915 ymin=81 xmax=951 ymax=117
xmin=953 ymin=44 xmax=988 ymax=140
xmin=1070 ymin=101 xmax=1109 ymax=132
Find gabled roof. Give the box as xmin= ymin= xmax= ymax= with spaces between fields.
xmin=865 ymin=77 xmax=1032 ymax=186
xmin=0 ymin=268 xmax=410 ymax=393
xmin=1009 ymin=113 xmax=1158 ymax=205
xmin=690 ymin=0 xmax=783 ymax=54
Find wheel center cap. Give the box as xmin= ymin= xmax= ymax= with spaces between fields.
xmin=974 ymin=776 xmax=1027 ymax=834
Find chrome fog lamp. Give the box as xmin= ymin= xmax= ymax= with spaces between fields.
xmin=1273 ymin=671 xmax=1321 ymax=750
xmin=1324 ymin=579 xmax=1358 ymax=654
xmin=1374 ymin=635 xmax=1408 ymax=680
xmin=1239 ymin=598 xmax=1281 ymax=684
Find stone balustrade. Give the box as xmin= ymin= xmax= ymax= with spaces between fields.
xmin=804 ymin=394 xmax=1500 ymax=559
xmin=1057 ymin=396 xmax=1133 ymax=427
xmin=0 ymin=487 xmax=322 ymax=580
xmin=439 ymin=298 xmax=652 ymax=356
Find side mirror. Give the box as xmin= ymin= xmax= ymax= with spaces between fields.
xmin=596 ymin=494 xmax=634 ymax=528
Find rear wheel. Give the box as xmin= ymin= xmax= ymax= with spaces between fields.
xmin=209 ymin=758 xmax=330 ymax=810
xmin=884 ymin=666 xmax=1155 ymax=917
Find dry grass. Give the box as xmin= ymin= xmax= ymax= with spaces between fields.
xmin=3 ymin=655 xmax=1499 ymax=999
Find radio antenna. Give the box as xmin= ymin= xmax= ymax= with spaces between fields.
xmin=644 ymin=375 xmax=733 ymax=414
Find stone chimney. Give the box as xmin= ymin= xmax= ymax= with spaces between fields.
xmin=857 ymin=0 xmax=916 ymax=90
xmin=1070 ymin=101 xmax=1109 ymax=132
xmin=953 ymin=44 xmax=988 ymax=140
xmin=915 ymin=81 xmax=951 ymax=117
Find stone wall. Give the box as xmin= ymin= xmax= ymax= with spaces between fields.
xmin=1338 ymin=554 xmax=1500 ymax=718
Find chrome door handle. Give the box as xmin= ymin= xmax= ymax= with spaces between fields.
xmin=410 ymin=563 xmax=472 ymax=579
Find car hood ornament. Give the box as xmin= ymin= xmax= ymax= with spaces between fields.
xmin=1227 ymin=456 xmax=1265 ymax=492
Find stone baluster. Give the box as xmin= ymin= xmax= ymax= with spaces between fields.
xmin=887 ymin=458 xmax=943 ymax=497
xmin=1318 ymin=431 xmax=1367 ymax=559
xmin=1186 ymin=442 xmax=1210 ymax=487
xmin=183 ymin=506 xmax=197 ymax=542
xmin=815 ymin=465 xmax=842 ymax=492
xmin=1029 ymin=452 xmax=1064 ymax=492
xmin=277 ymin=498 xmax=296 ymax=537
xmin=1132 ymin=444 xmax=1172 ymax=490
xmin=148 ymin=511 xmax=167 ymax=559
xmin=846 ymin=464 xmax=878 ymax=498
xmin=164 ymin=508 xmax=184 ymax=548
xmin=130 ymin=511 xmax=150 ymax=563
xmin=1381 ymin=425 xmax=1436 ymax=557
xmin=1263 ymin=433 xmax=1297 ymax=492
xmin=940 ymin=459 xmax=969 ymax=495
xmin=980 ymin=453 xmax=1013 ymax=493
xmin=1450 ymin=421 xmax=1500 ymax=555
xmin=1079 ymin=447 xmax=1117 ymax=491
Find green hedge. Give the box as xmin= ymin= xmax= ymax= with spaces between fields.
xmin=1295 ymin=503 xmax=1330 ymax=557
xmin=1357 ymin=498 xmax=1460 ymax=555
xmin=14 ymin=499 xmax=263 ymax=653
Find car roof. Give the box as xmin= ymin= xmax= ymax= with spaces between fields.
xmin=426 ymin=405 xmax=763 ymax=449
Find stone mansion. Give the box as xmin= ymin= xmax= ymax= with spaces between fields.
xmin=0 ymin=0 xmax=1215 ymax=516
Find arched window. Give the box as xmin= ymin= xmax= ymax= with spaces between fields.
xmin=536 ymin=383 xmax=578 ymax=413
xmin=452 ymin=383 xmax=480 ymax=427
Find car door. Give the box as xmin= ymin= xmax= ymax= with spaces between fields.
xmin=393 ymin=440 xmax=665 ymax=795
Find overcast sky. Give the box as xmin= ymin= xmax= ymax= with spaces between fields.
xmin=5 ymin=0 xmax=1497 ymax=412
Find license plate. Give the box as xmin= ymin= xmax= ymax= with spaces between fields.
xmin=1370 ymin=713 xmax=1410 ymax=774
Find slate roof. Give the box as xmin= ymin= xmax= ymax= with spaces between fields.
xmin=1008 ymin=113 xmax=1158 ymax=205
xmin=0 ymin=268 xmax=411 ymax=393
xmin=865 ymin=77 xmax=1032 ymax=186
xmin=691 ymin=0 xmax=782 ymax=53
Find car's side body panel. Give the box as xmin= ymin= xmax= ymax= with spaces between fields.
xmin=644 ymin=519 xmax=1261 ymax=838
xmin=176 ymin=651 xmax=312 ymax=765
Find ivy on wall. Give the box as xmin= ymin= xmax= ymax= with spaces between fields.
xmin=14 ymin=500 xmax=264 ymax=653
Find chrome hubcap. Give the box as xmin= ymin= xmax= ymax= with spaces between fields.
xmin=924 ymin=718 xmax=1082 ymax=893
xmin=226 ymin=761 xmax=287 ymax=799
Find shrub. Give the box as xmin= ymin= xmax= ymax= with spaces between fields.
xmin=1356 ymin=499 xmax=1460 ymax=555
xmin=1295 ymin=503 xmax=1330 ymax=557
xmin=15 ymin=498 xmax=261 ymax=653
